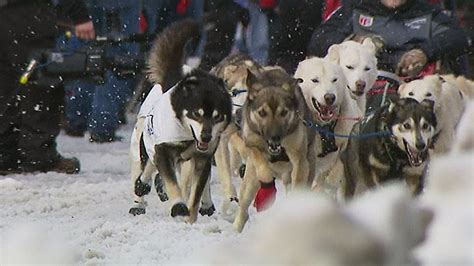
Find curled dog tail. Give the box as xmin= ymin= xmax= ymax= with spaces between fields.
xmin=147 ymin=19 xmax=201 ymax=92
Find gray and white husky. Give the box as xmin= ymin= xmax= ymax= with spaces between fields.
xmin=342 ymin=98 xmax=437 ymax=198
xmin=128 ymin=20 xmax=232 ymax=224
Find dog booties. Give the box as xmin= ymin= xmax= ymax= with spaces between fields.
xmin=254 ymin=179 xmax=277 ymax=212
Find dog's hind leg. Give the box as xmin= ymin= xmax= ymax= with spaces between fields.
xmin=186 ymin=158 xmax=212 ymax=224
xmin=129 ymin=120 xmax=154 ymax=215
xmin=215 ymin=137 xmax=238 ymax=217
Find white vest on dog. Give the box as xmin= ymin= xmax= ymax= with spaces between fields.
xmin=138 ymin=84 xmax=194 ymax=159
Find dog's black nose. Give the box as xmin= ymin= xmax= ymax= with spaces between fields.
xmin=355 ymin=80 xmax=366 ymax=90
xmin=416 ymin=142 xmax=426 ymax=150
xmin=270 ymin=136 xmax=281 ymax=143
xmin=201 ymin=133 xmax=212 ymax=143
xmin=324 ymin=93 xmax=336 ymax=105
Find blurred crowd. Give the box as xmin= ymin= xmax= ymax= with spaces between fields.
xmin=0 ymin=0 xmax=472 ymax=175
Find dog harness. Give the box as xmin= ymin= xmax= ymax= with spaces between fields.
xmin=138 ymin=84 xmax=194 ymax=159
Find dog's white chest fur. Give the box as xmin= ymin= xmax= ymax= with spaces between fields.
xmin=138 ymin=84 xmax=194 ymax=159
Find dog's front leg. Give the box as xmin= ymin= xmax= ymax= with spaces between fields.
xmin=233 ymin=159 xmax=260 ymax=233
xmin=215 ymin=135 xmax=238 ymax=209
xmin=179 ymin=160 xmax=194 ymax=203
xmin=155 ymin=148 xmax=189 ymax=218
xmin=286 ymin=144 xmax=310 ymax=190
xmin=186 ymin=157 xmax=212 ymax=224
xmin=405 ymin=173 xmax=424 ymax=196
xmin=199 ymin=178 xmax=216 ymax=217
xmin=234 ymin=148 xmax=272 ymax=232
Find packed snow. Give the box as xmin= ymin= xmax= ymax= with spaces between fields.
xmin=0 ymin=122 xmax=249 ymax=265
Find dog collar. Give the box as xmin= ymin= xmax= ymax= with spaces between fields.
xmin=231 ymin=88 xmax=247 ymax=97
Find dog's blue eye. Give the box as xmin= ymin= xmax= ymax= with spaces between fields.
xmin=258 ymin=109 xmax=267 ymax=117
xmin=311 ymin=78 xmax=319 ymax=83
xmin=346 ymin=65 xmax=354 ymax=70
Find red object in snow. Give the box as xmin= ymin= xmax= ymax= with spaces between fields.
xmin=139 ymin=12 xmax=148 ymax=33
xmin=260 ymin=0 xmax=278 ymax=9
xmin=253 ymin=180 xmax=277 ymax=212
xmin=177 ymin=0 xmax=191 ymax=15
xmin=323 ymin=0 xmax=342 ymax=21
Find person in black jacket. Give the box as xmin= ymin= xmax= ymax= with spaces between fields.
xmin=199 ymin=0 xmax=250 ymax=71
xmin=267 ymin=0 xmax=324 ymax=73
xmin=0 ymin=0 xmax=94 ymax=175
xmin=308 ymin=0 xmax=471 ymax=77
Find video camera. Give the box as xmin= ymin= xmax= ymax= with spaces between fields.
xmin=20 ymin=32 xmax=154 ymax=87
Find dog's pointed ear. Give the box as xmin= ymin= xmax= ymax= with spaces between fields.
xmin=433 ymin=74 xmax=446 ymax=83
xmin=420 ymin=99 xmax=435 ymax=112
xmin=246 ymin=69 xmax=258 ymax=88
xmin=362 ymin=38 xmax=377 ymax=55
xmin=246 ymin=69 xmax=259 ymax=101
xmin=325 ymin=44 xmax=340 ymax=64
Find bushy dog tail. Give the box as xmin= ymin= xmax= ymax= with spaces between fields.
xmin=147 ymin=19 xmax=200 ymax=92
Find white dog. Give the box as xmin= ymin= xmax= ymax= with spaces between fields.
xmin=206 ymin=185 xmax=432 ymax=266
xmin=398 ymin=75 xmax=466 ymax=155
xmin=415 ymin=101 xmax=474 ymax=265
xmin=294 ymin=57 xmax=362 ymax=200
xmin=325 ymin=39 xmax=378 ymax=112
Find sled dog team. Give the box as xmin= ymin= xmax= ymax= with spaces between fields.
xmin=128 ymin=20 xmax=474 ymax=232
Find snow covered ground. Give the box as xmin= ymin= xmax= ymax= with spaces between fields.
xmin=0 ymin=122 xmax=252 ymax=265
xmin=1 ymin=108 xmax=473 ymax=265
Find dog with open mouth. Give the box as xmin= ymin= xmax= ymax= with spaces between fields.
xmin=294 ymin=57 xmax=362 ymax=200
xmin=233 ymin=67 xmax=316 ymax=232
xmin=342 ymin=97 xmax=437 ymax=198
xmin=399 ymin=74 xmax=467 ymax=156
xmin=128 ymin=19 xmax=232 ymax=224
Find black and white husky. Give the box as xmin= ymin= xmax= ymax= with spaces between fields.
xmin=342 ymin=98 xmax=437 ymax=198
xmin=128 ymin=20 xmax=232 ymax=223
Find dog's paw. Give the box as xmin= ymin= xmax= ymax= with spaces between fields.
xmin=134 ymin=177 xmax=151 ymax=197
xmin=129 ymin=207 xmax=146 ymax=216
xmin=199 ymin=204 xmax=216 ymax=217
xmin=220 ymin=197 xmax=239 ymax=222
xmin=154 ymin=174 xmax=168 ymax=202
xmin=171 ymin=202 xmax=190 ymax=217
xmin=239 ymin=164 xmax=246 ymax=178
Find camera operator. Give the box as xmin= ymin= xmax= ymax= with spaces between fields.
xmin=0 ymin=0 xmax=95 ymax=175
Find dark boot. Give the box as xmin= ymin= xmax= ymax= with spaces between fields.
xmin=20 ymin=155 xmax=80 ymax=174
xmin=89 ymin=133 xmax=123 ymax=143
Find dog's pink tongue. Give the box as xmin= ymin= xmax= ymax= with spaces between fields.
xmin=319 ymin=105 xmax=334 ymax=120
xmin=253 ymin=180 xmax=277 ymax=212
